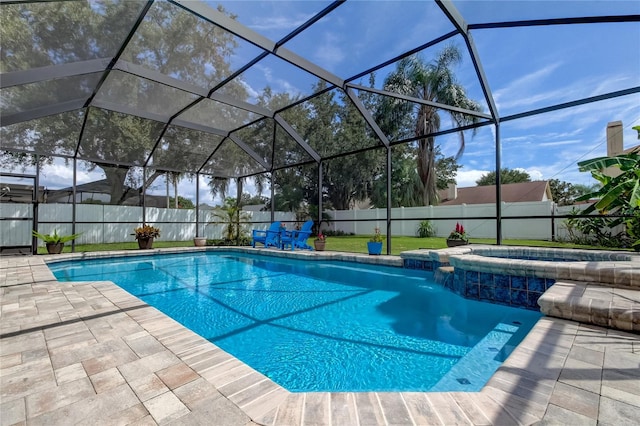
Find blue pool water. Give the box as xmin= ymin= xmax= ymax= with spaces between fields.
xmin=49 ymin=252 xmax=541 ymax=392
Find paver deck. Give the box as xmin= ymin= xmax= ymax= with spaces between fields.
xmin=1 ymin=249 xmax=639 ymax=425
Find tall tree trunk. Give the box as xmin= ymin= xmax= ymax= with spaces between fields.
xmin=416 ymin=106 xmax=439 ymax=206
xmin=105 ymin=167 xmax=129 ymax=205
xmin=102 ymin=166 xmax=163 ymax=205
xmin=173 ymin=174 xmax=178 ymax=208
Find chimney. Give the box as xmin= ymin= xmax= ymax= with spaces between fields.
xmin=604 ymin=121 xmax=624 ymax=178
xmin=606 ymin=121 xmax=623 ymax=156
xmin=447 ymin=183 xmax=457 ymax=200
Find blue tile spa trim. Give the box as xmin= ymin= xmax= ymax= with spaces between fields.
xmin=441 ymin=267 xmax=555 ymax=311
xmin=403 ymin=258 xmax=443 ymax=271
xmin=400 ymin=245 xmax=640 ymax=310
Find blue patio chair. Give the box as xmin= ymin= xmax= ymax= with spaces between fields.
xmin=292 ymin=220 xmax=314 ymax=250
xmin=252 ymin=221 xmax=281 ymax=248
xmin=280 ymin=229 xmax=295 ymax=251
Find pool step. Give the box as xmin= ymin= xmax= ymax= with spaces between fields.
xmin=538 ymin=281 xmax=640 ymax=332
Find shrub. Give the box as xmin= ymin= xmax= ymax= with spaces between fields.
xmin=322 ymin=230 xmax=353 ymax=237
xmin=417 ymin=220 xmax=435 ymax=238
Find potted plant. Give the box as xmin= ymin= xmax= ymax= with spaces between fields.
xmin=32 ymin=229 xmax=82 ymax=254
xmin=367 ymin=227 xmax=384 ymax=255
xmin=132 ymin=225 xmax=160 ymax=249
xmin=446 ymin=222 xmax=469 ymax=247
xmin=193 ymin=236 xmax=207 ymax=247
xmin=314 ymin=232 xmax=326 ymax=251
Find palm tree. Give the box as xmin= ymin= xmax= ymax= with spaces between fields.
xmin=209 ymin=197 xmax=251 ymax=242
xmin=382 ymin=45 xmax=482 ymax=205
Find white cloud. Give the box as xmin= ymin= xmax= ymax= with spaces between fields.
xmin=522 ymin=168 xmax=543 ymax=181
xmin=536 ymin=139 xmax=582 ymax=147
xmin=249 ymin=14 xmax=314 ymax=31
xmin=239 ymin=80 xmax=260 ymax=101
xmin=456 ymin=169 xmax=489 ymax=187
xmin=314 ymin=32 xmax=346 ymax=69
xmin=39 ymin=160 xmax=101 ymax=189
xmin=493 ymin=62 xmax=563 ymax=109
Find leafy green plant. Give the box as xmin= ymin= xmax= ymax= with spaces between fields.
xmin=447 ymin=222 xmax=468 ymax=241
xmin=209 ymin=197 xmax=251 ymax=242
xmin=132 ymin=225 xmax=160 ymax=240
xmin=576 ymin=153 xmax=640 ymax=250
xmin=32 ymin=229 xmax=81 ymax=244
xmin=563 ymin=212 xmax=627 ymax=248
xmin=417 ymin=220 xmax=435 ymax=237
xmin=370 ymin=227 xmax=384 ymax=243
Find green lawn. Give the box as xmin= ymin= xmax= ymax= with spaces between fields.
xmin=39 ymin=236 xmax=606 ymax=255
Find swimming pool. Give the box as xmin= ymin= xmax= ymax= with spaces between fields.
xmin=49 ymin=251 xmax=541 ymax=392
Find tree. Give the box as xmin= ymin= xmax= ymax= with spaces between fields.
xmin=209 ymin=197 xmax=251 ymax=242
xmin=548 ymin=179 xmax=580 ymax=206
xmin=576 ymin=153 xmax=640 ymax=250
xmin=265 ymin=79 xmax=384 ymax=212
xmin=369 ymin=144 xmax=461 ymax=208
xmin=380 ymin=45 xmax=482 ymax=205
xmin=476 ymin=168 xmax=531 ymax=186
xmin=573 ymin=183 xmax=601 ymax=198
xmin=167 ymin=196 xmax=195 ymax=209
xmin=323 ymin=88 xmax=383 ymax=210
xmin=239 ymin=193 xmax=269 ymax=208
xmin=1 ymin=2 xmax=245 ymax=204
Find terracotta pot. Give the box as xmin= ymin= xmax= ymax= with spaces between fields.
xmin=46 ymin=242 xmax=64 ymax=254
xmin=137 ymin=237 xmax=154 ymax=249
xmin=314 ymin=240 xmax=326 ymax=251
xmin=194 ymin=237 xmax=207 ymax=247
xmin=446 ymin=238 xmax=468 ymax=247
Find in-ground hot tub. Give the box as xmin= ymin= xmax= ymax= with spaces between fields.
xmin=401 ymin=246 xmax=640 ymax=310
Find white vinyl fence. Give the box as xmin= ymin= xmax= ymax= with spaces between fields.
xmin=326 ymin=201 xmax=586 ymax=240
xmin=1 ymin=201 xmax=587 ymax=248
xmin=0 ymin=203 xmax=298 ymax=247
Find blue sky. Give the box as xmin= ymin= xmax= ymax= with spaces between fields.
xmin=222 ymin=0 xmax=640 ymax=190
xmin=22 ymin=0 xmax=640 ymax=205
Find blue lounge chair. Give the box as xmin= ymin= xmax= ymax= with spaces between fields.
xmin=280 ymin=229 xmax=295 ymax=251
xmin=292 ymin=220 xmax=314 ymax=250
xmin=252 ymin=221 xmax=281 ymax=248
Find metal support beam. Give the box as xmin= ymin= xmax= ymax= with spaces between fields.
xmin=436 ymin=0 xmax=500 ymax=121
xmin=0 ymin=58 xmax=111 ymax=89
xmin=386 ymin=147 xmax=392 ymax=255
xmin=347 ymin=83 xmax=492 ymax=120
xmin=142 ymin=166 xmax=147 ymax=225
xmin=345 ymin=88 xmax=390 ymax=148
xmin=84 ymin=1 xmax=155 ymax=109
xmin=318 ymin=162 xmax=323 ymax=236
xmin=72 ymin=158 xmax=77 ymax=252
xmin=32 ymin=157 xmax=40 ymax=255
xmin=196 ymin=173 xmax=200 ymax=237
xmin=227 ymin=135 xmax=270 ymax=171
xmin=0 ymin=99 xmax=85 ymax=127
xmin=501 ymin=87 xmax=640 ymax=122
xmin=495 ymin=122 xmax=502 ymax=245
xmin=274 ymin=115 xmax=321 ymax=163
xmin=469 ymin=14 xmax=640 ymax=30
xmin=172 ymin=0 xmax=344 ymax=88
xmin=270 ymin=172 xmax=276 ymax=223
xmin=236 ymin=177 xmax=242 ymax=246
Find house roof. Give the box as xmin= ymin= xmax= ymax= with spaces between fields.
xmin=46 ymin=179 xmax=167 ymax=207
xmin=440 ymin=181 xmax=551 ymax=205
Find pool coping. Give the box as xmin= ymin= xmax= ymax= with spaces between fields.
xmin=401 ymin=246 xmax=640 ymax=287
xmin=2 ymin=247 xmax=639 ymax=425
